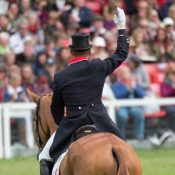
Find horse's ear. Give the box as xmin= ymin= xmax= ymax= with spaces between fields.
xmin=26 ymin=88 xmax=39 ymax=103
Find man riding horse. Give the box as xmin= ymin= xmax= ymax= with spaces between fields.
xmin=39 ymin=7 xmax=129 ymax=175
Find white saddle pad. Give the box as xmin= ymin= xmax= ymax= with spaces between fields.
xmin=52 ymin=150 xmax=68 ymax=175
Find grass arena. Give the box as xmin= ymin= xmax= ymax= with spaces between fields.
xmin=0 ymin=148 xmax=175 ymax=175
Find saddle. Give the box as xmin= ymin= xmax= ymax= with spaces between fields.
xmin=73 ymin=125 xmax=98 ymax=141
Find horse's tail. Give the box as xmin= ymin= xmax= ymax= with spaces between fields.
xmin=112 ymin=147 xmax=129 ymax=175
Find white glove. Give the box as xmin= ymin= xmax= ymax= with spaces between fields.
xmin=113 ymin=7 xmax=126 ymax=30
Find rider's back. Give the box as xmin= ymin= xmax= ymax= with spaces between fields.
xmin=54 ymin=59 xmax=106 ymax=106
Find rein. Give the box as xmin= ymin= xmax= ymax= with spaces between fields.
xmin=34 ymin=94 xmax=50 ymax=148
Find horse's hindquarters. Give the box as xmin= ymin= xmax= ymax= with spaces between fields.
xmin=60 ymin=133 xmax=142 ymax=175
xmin=61 ymin=133 xmax=119 ymax=175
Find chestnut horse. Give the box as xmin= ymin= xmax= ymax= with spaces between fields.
xmin=27 ymin=89 xmax=142 ymax=175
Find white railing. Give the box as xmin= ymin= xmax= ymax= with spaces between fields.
xmin=0 ymin=103 xmax=36 ymax=159
xmin=0 ymin=97 xmax=175 ymax=159
xmin=103 ymin=97 xmax=175 ymax=122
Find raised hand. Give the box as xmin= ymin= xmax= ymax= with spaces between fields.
xmin=113 ymin=7 xmax=126 ymax=30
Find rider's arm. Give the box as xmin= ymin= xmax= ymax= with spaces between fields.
xmin=50 ymin=76 xmax=64 ymax=125
xmin=102 ymin=8 xmax=129 ymax=75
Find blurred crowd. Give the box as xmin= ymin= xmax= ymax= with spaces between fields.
xmin=0 ymin=0 xmax=175 ymax=140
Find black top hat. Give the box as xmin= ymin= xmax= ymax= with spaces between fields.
xmin=69 ymin=33 xmax=93 ymax=51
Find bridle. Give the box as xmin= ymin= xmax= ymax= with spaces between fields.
xmin=34 ymin=94 xmax=50 ymax=149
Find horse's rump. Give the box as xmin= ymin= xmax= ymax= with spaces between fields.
xmin=60 ymin=132 xmax=142 ymax=175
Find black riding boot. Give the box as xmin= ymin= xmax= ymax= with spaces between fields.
xmin=40 ymin=159 xmax=53 ymax=175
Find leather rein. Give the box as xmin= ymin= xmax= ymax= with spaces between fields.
xmin=34 ymin=94 xmax=50 ymax=149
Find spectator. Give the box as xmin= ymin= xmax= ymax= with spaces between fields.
xmin=4 ymin=72 xmax=28 ymax=146
xmin=4 ymin=50 xmax=16 ymax=71
xmin=151 ymin=26 xmax=166 ymax=62
xmin=43 ymin=38 xmax=56 ymax=58
xmin=103 ymin=4 xmax=116 ymax=31
xmin=20 ymin=0 xmax=33 ymax=17
xmin=0 ymin=32 xmax=10 ymax=56
xmin=160 ymin=66 xmax=175 ymax=132
xmin=56 ymin=47 xmax=71 ymax=72
xmin=163 ymin=34 xmax=175 ymax=61
xmin=148 ymin=9 xmax=161 ymax=33
xmin=138 ymin=18 xmax=152 ymax=42
xmin=61 ymin=0 xmax=93 ymax=28
xmin=168 ymin=4 xmax=175 ymax=21
xmin=37 ymin=0 xmax=49 ymax=27
xmin=54 ymin=33 xmax=70 ymax=49
xmin=55 ymin=0 xmax=67 ymax=11
xmin=126 ymin=54 xmax=150 ymax=91
xmin=111 ymin=66 xmax=145 ymax=139
xmin=129 ymin=0 xmax=149 ymax=30
xmin=147 ymin=0 xmax=159 ymax=9
xmin=163 ymin=17 xmax=175 ymax=40
xmin=0 ymin=63 xmax=8 ymax=102
xmin=27 ymin=12 xmax=40 ymax=34
xmin=16 ymin=39 xmax=35 ymax=66
xmin=126 ymin=54 xmax=161 ymax=114
xmin=43 ymin=58 xmax=57 ymax=88
xmin=128 ymin=37 xmax=137 ymax=55
xmin=91 ymin=36 xmax=108 ymax=60
xmin=33 ymin=52 xmax=47 ymax=76
xmin=66 ymin=23 xmax=79 ymax=36
xmin=0 ymin=14 xmax=16 ymax=35
xmin=136 ymin=1 xmax=149 ymax=20
xmin=8 ymin=2 xmax=20 ymax=26
xmin=44 ymin=11 xmax=60 ymax=39
xmin=34 ymin=75 xmax=51 ymax=95
xmin=105 ymin=32 xmax=117 ymax=55
xmin=21 ymin=64 xmax=36 ymax=91
xmin=9 ymin=17 xmax=31 ymax=54
xmin=133 ymin=28 xmax=155 ymax=61
xmin=8 ymin=64 xmax=21 ymax=76
xmin=4 ymin=73 xmax=28 ymax=102
xmin=45 ymin=0 xmax=58 ymax=11
xmin=92 ymin=15 xmax=106 ymax=36
xmin=132 ymin=28 xmax=148 ymax=57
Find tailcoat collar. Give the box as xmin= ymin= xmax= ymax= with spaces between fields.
xmin=69 ymin=56 xmax=88 ymax=65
